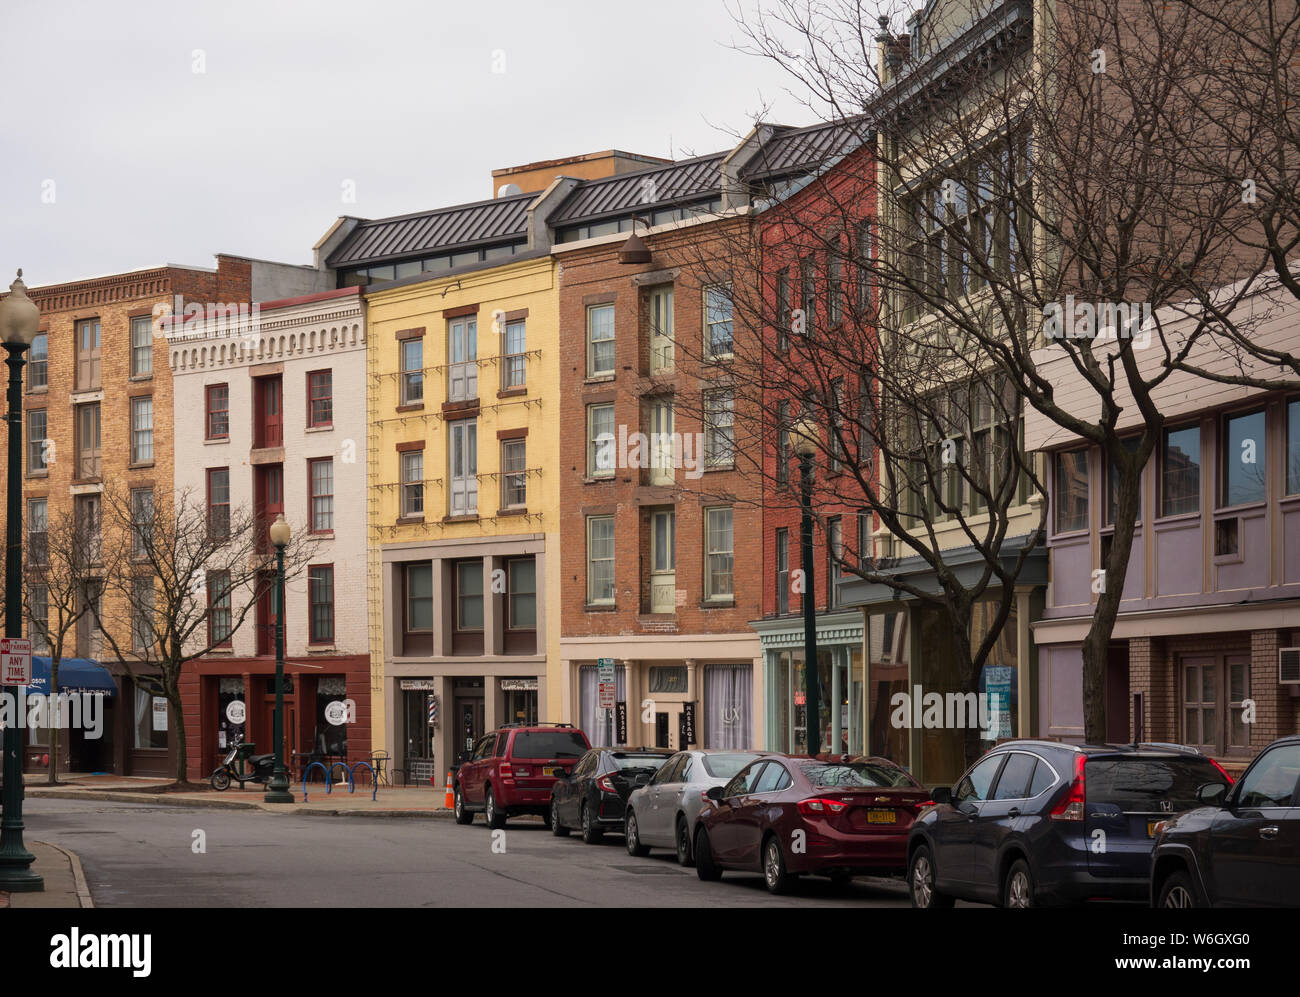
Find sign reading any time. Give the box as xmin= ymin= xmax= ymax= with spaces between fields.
xmin=597 ymin=658 xmax=616 ymax=710
xmin=0 ymin=637 xmax=32 ymax=686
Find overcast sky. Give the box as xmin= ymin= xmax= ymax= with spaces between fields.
xmin=0 ymin=0 xmax=813 ymax=288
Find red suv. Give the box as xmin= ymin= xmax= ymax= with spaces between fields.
xmin=453 ymin=724 xmax=591 ymax=828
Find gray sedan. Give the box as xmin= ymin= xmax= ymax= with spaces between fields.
xmin=623 ymin=749 xmax=767 ymax=865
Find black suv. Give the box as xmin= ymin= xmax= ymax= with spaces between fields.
xmin=907 ymin=740 xmax=1233 ymax=908
xmin=1150 ymin=734 xmax=1300 ymax=907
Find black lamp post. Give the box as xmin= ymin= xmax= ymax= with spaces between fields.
xmin=791 ymin=416 xmax=821 ymax=756
xmin=263 ymin=513 xmax=294 ymax=803
xmin=0 ymin=271 xmax=43 ymax=891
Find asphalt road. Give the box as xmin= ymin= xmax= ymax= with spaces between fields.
xmin=24 ymin=798 xmax=916 ymax=908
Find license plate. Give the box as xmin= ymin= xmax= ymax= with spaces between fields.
xmin=867 ymin=809 xmax=897 ymax=824
xmin=543 ymin=766 xmax=560 ymax=777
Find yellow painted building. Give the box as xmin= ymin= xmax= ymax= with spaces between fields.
xmin=362 ymin=253 xmax=562 ymax=775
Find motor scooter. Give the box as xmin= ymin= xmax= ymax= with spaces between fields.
xmin=210 ymin=742 xmax=276 ymax=790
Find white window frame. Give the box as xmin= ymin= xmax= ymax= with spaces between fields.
xmin=401 ymin=450 xmax=424 ymax=517
xmin=587 ymin=515 xmax=615 ymax=605
xmin=588 ymin=403 xmax=615 ymax=478
xmin=704 ymin=506 xmax=734 ymax=601
xmin=704 ymin=284 xmax=734 ymax=359
xmin=587 ymin=304 xmax=615 ymax=377
xmin=449 ymin=419 xmax=478 ymax=516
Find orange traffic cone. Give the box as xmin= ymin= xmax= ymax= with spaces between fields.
xmin=444 ymin=771 xmax=454 ymax=809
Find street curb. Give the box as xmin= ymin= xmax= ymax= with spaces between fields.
xmin=296 ymin=808 xmax=455 ymax=819
xmin=35 ymin=840 xmax=94 ymax=908
xmin=26 ymin=789 xmax=262 ymax=811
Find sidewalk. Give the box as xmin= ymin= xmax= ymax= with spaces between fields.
xmin=23 ymin=773 xmax=456 ymax=818
xmin=0 ymin=841 xmax=93 ymax=909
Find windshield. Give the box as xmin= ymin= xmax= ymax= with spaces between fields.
xmin=800 ymin=761 xmax=920 ymax=788
xmin=610 ymin=754 xmax=669 ymax=772
xmin=512 ymin=731 xmax=589 ymax=758
xmin=1085 ymin=757 xmax=1231 ymax=811
xmin=701 ymin=753 xmax=761 ymax=779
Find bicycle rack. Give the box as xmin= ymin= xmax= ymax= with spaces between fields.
xmin=328 ymin=761 xmax=352 ymax=793
xmin=301 ymin=761 xmax=331 ymax=802
xmin=349 ymin=761 xmax=378 ymax=802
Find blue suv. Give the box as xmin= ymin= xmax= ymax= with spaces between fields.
xmin=907 ymin=741 xmax=1233 ymax=908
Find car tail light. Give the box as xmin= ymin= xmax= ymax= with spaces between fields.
xmin=797 ymin=797 xmax=848 ymax=816
xmin=596 ymin=774 xmax=617 ymax=794
xmin=1208 ymin=758 xmax=1235 ymax=785
xmin=500 ymin=761 xmax=514 ymax=783
xmin=1050 ymin=754 xmax=1087 ymax=821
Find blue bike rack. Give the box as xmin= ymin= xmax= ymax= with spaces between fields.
xmin=301 ymin=761 xmax=331 ymax=802
xmin=349 ymin=761 xmax=378 ymax=802
xmin=328 ymin=761 xmax=352 ymax=793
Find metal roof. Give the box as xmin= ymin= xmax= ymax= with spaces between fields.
xmin=740 ymin=119 xmax=866 ymax=181
xmin=549 ymin=153 xmax=728 ymax=224
xmin=326 ymin=192 xmax=533 ymax=267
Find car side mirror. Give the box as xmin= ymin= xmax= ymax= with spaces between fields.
xmin=930 ymin=786 xmax=952 ymax=805
xmin=1197 ymin=782 xmax=1227 ymax=807
xmin=705 ymin=786 xmax=725 ymax=802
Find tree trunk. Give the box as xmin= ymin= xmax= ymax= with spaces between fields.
xmin=46 ymin=659 xmax=60 ymax=785
xmin=166 ymin=675 xmax=190 ymax=788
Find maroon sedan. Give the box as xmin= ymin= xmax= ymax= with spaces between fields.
xmin=694 ymin=754 xmax=931 ymax=893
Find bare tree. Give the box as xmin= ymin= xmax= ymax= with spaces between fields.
xmin=89 ymin=486 xmax=319 ymax=787
xmin=22 ymin=507 xmax=95 ymax=784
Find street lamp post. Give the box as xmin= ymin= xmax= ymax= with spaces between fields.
xmin=790 ymin=416 xmax=821 ymax=756
xmin=0 ymin=271 xmax=44 ymax=891
xmin=264 ymin=514 xmax=294 ymax=803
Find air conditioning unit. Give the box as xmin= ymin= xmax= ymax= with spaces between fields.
xmin=1280 ymin=647 xmax=1300 ymax=685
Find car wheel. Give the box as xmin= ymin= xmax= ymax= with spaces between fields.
xmin=1004 ymin=859 xmax=1034 ymax=908
xmin=625 ymin=810 xmax=650 ymax=857
xmin=581 ymin=802 xmax=603 ymax=843
xmin=694 ymin=828 xmax=722 ymax=881
xmin=550 ymin=797 xmax=569 ymax=837
xmin=908 ymin=846 xmax=954 ymax=909
xmin=762 ymin=836 xmax=795 ymax=895
xmin=453 ymin=785 xmax=474 ymax=825
xmin=675 ymin=816 xmax=693 ymax=867
xmin=1158 ymin=871 xmax=1202 ymax=908
xmin=485 ymin=786 xmax=506 ymax=830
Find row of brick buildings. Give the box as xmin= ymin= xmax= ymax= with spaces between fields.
xmin=6 ymin=0 xmax=1298 ymax=785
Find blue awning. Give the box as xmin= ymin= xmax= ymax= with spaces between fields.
xmin=26 ymin=657 xmax=118 ymax=697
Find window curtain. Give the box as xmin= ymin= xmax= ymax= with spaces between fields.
xmin=704 ymin=664 xmax=752 ymax=749
xmin=579 ymin=664 xmax=626 ymax=747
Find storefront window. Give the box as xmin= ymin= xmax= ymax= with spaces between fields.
xmin=316 ymin=676 xmax=348 ymax=756
xmin=579 ymin=665 xmax=626 ymax=746
xmin=868 ymin=610 xmax=910 ymax=768
xmin=217 ymin=677 xmax=246 ymax=751
xmin=134 ymin=686 xmax=168 ymax=750
xmin=703 ymin=664 xmax=751 ymax=749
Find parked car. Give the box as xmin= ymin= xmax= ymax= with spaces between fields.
xmin=1150 ymin=734 xmax=1300 ymax=907
xmin=692 ymin=754 xmax=930 ymax=893
xmin=623 ymin=749 xmax=768 ymax=864
xmin=550 ymin=748 xmax=673 ymax=843
xmin=907 ymin=741 xmax=1234 ymax=909
xmin=453 ymin=724 xmax=591 ymax=828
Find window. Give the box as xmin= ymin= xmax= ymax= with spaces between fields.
xmin=130 ymin=315 xmax=152 ymax=377
xmin=1236 ymin=744 xmax=1300 ymax=807
xmin=508 ymin=558 xmax=536 ymax=629
xmin=78 ymin=578 xmax=102 ymax=657
xmin=955 ymin=754 xmax=1004 ymax=802
xmin=75 ymin=319 xmax=101 ymax=390
xmin=400 ymin=338 xmax=424 ymax=405
xmin=827 ymin=248 xmax=843 ymax=325
xmin=648 ymin=398 xmax=674 ymax=485
xmin=1184 ymin=656 xmax=1251 ymax=755
xmin=856 ymin=220 xmax=872 ymax=311
xmin=254 ymin=375 xmax=282 ymax=449
xmin=447 ymin=317 xmax=477 ymax=401
xmin=830 ymin=378 xmax=845 ymax=472
xmin=649 ymin=508 xmax=675 ymax=613
xmin=208 ymin=571 xmax=232 ymax=646
xmin=704 ymin=507 xmax=734 ymax=600
xmin=587 ymin=515 xmax=615 ymax=604
xmin=449 ymin=419 xmax=478 ymax=515
xmin=309 ymin=458 xmax=334 ymax=531
xmin=1104 ymin=436 xmax=1140 ymax=526
xmin=503 ymin=319 xmax=527 ymax=389
xmin=1288 ymin=399 xmax=1300 ymax=495
xmin=130 ymin=395 xmax=154 ymax=464
xmin=131 ymin=488 xmax=154 ymax=559
xmin=28 ymin=583 xmax=49 ymax=653
xmin=206 ymin=384 xmax=229 ymax=440
xmin=828 ymin=516 xmax=843 ymax=608
xmin=857 ymin=509 xmax=871 ymax=567
xmin=400 ymin=450 xmax=424 ymax=517
xmin=132 ymin=575 xmax=154 ymax=652
xmin=309 ymin=565 xmax=334 ymax=643
xmin=991 ymin=752 xmax=1037 ymax=800
xmin=501 ymin=439 xmax=526 ymax=509
xmin=28 ymin=332 xmax=47 ymax=389
xmin=587 ymin=403 xmax=615 ymax=478
xmin=648 ymin=286 xmax=674 ymax=373
xmin=28 ymin=498 xmax=47 ymax=566
xmin=307 ymin=370 xmax=333 ymax=427
xmin=775 ymin=527 xmax=789 ymax=614
xmin=207 ymin=468 xmax=230 ymax=540
xmin=1222 ymin=410 xmax=1267 ymax=506
xmin=587 ymin=303 xmax=615 ymax=377
xmin=776 ymin=399 xmax=790 ymax=486
xmin=705 ymin=285 xmax=733 ymax=358
xmin=775 ymin=270 xmax=790 ymax=352
xmin=26 ymin=408 xmax=47 ymax=473
xmin=800 ymin=259 xmax=816 ymax=336
xmin=1161 ymin=424 xmax=1201 ymax=516
xmin=704 ymin=389 xmax=734 ymax=467
xmin=456 ymin=561 xmax=484 ymax=630
xmin=1054 ymin=449 xmax=1089 ymax=533
xmin=405 ymin=563 xmax=433 ymax=632
xmin=75 ymin=493 xmax=101 ymax=565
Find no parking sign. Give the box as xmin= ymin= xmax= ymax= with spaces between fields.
xmin=0 ymin=638 xmax=32 ymax=686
